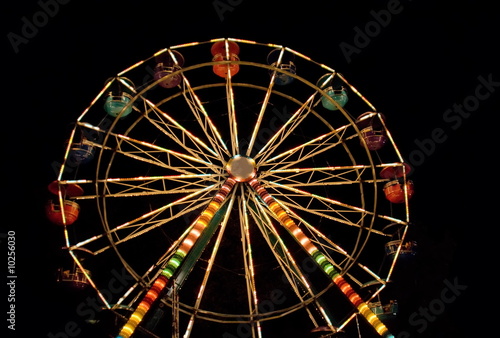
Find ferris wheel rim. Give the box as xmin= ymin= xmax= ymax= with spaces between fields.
xmin=93 ymin=64 xmax=380 ymax=284
xmin=53 ymin=38 xmax=412 ymax=338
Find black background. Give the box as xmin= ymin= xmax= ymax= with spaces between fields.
xmin=3 ymin=0 xmax=497 ymax=337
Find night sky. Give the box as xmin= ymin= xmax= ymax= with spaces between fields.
xmin=3 ymin=0 xmax=497 ymax=337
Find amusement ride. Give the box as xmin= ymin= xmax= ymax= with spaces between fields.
xmin=46 ymin=38 xmax=416 ymax=338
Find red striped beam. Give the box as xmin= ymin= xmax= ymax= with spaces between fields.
xmin=116 ymin=177 xmax=236 ymax=338
xmin=248 ymin=178 xmax=394 ymax=338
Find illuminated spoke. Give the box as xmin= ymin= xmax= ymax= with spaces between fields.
xmin=61 ymin=174 xmax=222 ymax=200
xmin=103 ymin=186 xmax=215 ymax=241
xmin=239 ymin=189 xmax=262 ymax=337
xmin=245 ymin=49 xmax=280 ymax=156
xmin=248 ymin=179 xmax=394 ymax=338
xmin=259 ymin=164 xmax=376 ymax=185
xmin=226 ymin=64 xmax=239 ymax=155
xmin=254 ymin=92 xmax=318 ymax=164
xmin=181 ymin=76 xmax=230 ymax=159
xmin=259 ymin=123 xmax=355 ymax=171
xmin=68 ymin=184 xmax=217 ymax=256
xmin=116 ymin=178 xmax=237 ymax=338
xmin=79 ymin=122 xmax=218 ymax=175
xmin=278 ymin=202 xmax=387 ymax=283
xmin=142 ymin=100 xmax=222 ymax=164
xmin=263 ymin=180 xmax=404 ymax=232
xmin=247 ymin=192 xmax=335 ymax=330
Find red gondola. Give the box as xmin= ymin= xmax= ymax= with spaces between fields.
xmin=211 ymin=40 xmax=240 ymax=78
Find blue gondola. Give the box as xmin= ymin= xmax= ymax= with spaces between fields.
xmin=267 ymin=48 xmax=296 ymax=85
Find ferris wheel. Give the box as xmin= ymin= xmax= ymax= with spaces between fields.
xmin=47 ymin=38 xmax=415 ymax=338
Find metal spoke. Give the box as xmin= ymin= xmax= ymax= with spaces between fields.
xmin=248 ymin=178 xmax=394 ymax=338
xmin=181 ymin=74 xmax=230 ymax=159
xmin=254 ymin=92 xmax=318 ymax=164
xmin=60 ymin=174 xmax=222 ymax=200
xmin=116 ymin=178 xmax=237 ymax=338
xmin=245 ymin=48 xmax=281 ymax=156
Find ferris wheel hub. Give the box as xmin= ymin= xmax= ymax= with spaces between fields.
xmin=225 ymin=155 xmax=257 ymax=182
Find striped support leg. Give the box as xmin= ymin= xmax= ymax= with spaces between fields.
xmin=248 ymin=178 xmax=394 ymax=338
xmin=116 ymin=178 xmax=236 ymax=338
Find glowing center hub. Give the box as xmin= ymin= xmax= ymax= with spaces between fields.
xmin=226 ymin=155 xmax=256 ymax=182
